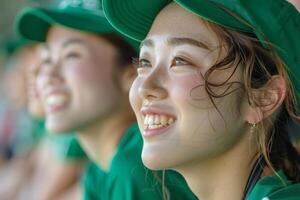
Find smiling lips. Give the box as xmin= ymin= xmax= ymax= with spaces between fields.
xmin=143 ymin=114 xmax=175 ymax=130
xmin=45 ymin=93 xmax=69 ymax=112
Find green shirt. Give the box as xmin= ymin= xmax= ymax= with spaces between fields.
xmin=35 ymin=118 xmax=86 ymax=160
xmin=48 ymin=133 xmax=86 ymax=160
xmin=248 ymin=170 xmax=300 ymax=200
xmin=83 ymin=123 xmax=197 ymax=200
xmin=31 ymin=118 xmax=47 ymax=144
xmin=27 ymin=118 xmax=86 ymax=160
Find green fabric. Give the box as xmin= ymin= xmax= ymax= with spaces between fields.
xmin=31 ymin=118 xmax=47 ymax=144
xmin=48 ymin=133 xmax=86 ymax=160
xmin=247 ymin=171 xmax=300 ymax=200
xmin=14 ymin=0 xmax=139 ymax=50
xmin=102 ymin=0 xmax=300 ymax=104
xmin=32 ymin=118 xmax=86 ymax=160
xmin=82 ymin=123 xmax=197 ymax=200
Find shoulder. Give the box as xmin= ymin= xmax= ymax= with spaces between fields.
xmin=248 ymin=171 xmax=300 ymax=200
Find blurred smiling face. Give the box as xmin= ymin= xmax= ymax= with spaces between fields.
xmin=129 ymin=3 xmax=250 ymax=170
xmin=26 ymin=45 xmax=45 ymax=118
xmin=37 ymin=26 xmax=121 ymax=133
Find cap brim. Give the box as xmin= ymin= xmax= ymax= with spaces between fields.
xmin=15 ymin=7 xmax=115 ymax=42
xmin=102 ymin=0 xmax=252 ymax=42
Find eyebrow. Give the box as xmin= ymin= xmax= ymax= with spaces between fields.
xmin=140 ymin=37 xmax=210 ymax=50
xmin=61 ymin=38 xmax=89 ymax=49
xmin=42 ymin=38 xmax=89 ymax=52
xmin=168 ymin=37 xmax=210 ymax=50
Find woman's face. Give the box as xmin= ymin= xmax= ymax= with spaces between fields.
xmin=37 ymin=26 xmax=121 ymax=133
xmin=26 ymin=45 xmax=45 ymax=118
xmin=130 ymin=3 xmax=250 ymax=170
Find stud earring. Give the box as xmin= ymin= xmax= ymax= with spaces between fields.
xmin=249 ymin=123 xmax=256 ymax=134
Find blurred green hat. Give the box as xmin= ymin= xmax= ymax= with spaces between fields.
xmin=103 ymin=0 xmax=300 ymax=102
xmin=15 ymin=0 xmax=139 ymax=50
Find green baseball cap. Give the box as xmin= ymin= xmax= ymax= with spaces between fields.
xmin=103 ymin=0 xmax=300 ymax=101
xmin=15 ymin=0 xmax=139 ymax=50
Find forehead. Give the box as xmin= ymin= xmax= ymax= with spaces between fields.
xmin=45 ymin=25 xmax=114 ymax=52
xmin=146 ymin=2 xmax=219 ymax=47
xmin=47 ymin=25 xmax=87 ymax=44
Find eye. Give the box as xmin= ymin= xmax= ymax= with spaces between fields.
xmin=171 ymin=57 xmax=191 ymax=67
xmin=133 ymin=58 xmax=152 ymax=69
xmin=64 ymin=51 xmax=81 ymax=60
xmin=39 ymin=57 xmax=52 ymax=68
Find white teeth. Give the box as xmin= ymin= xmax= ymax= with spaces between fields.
xmin=148 ymin=115 xmax=154 ymax=125
xmin=144 ymin=115 xmax=149 ymax=125
xmin=143 ymin=114 xmax=175 ymax=130
xmin=154 ymin=115 xmax=160 ymax=124
xmin=160 ymin=115 xmax=168 ymax=125
xmin=46 ymin=95 xmax=68 ymax=106
xmin=168 ymin=118 xmax=174 ymax=124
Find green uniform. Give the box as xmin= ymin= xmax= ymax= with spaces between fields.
xmin=33 ymin=119 xmax=86 ymax=160
xmin=248 ymin=171 xmax=300 ymax=200
xmin=48 ymin=133 xmax=86 ymax=160
xmin=31 ymin=118 xmax=47 ymax=144
xmin=83 ymin=123 xmax=197 ymax=200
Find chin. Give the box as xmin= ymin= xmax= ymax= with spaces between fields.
xmin=46 ymin=119 xmax=72 ymax=134
xmin=29 ymin=104 xmax=45 ymax=119
xmin=141 ymin=146 xmax=173 ymax=170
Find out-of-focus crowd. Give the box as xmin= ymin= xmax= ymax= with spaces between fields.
xmin=0 ymin=36 xmax=87 ymax=200
xmin=0 ymin=1 xmax=299 ymax=200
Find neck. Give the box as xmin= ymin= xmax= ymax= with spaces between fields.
xmin=178 ymin=132 xmax=258 ymax=200
xmin=77 ymin=108 xmax=135 ymax=171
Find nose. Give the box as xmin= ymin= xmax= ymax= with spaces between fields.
xmin=38 ymin=59 xmax=64 ymax=87
xmin=138 ymin=66 xmax=168 ymax=101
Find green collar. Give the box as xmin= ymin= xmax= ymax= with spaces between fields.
xmin=247 ymin=171 xmax=300 ymax=200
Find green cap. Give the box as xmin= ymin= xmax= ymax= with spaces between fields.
xmin=15 ymin=0 xmax=139 ymax=50
xmin=103 ymin=0 xmax=300 ymax=102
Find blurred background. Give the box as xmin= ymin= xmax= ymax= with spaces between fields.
xmin=0 ymin=2 xmax=86 ymax=200
xmin=0 ymin=0 xmax=58 ymax=45
xmin=0 ymin=0 xmax=299 ymax=200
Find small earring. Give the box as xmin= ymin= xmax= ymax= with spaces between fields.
xmin=249 ymin=123 xmax=256 ymax=134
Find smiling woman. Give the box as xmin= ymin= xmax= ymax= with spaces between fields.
xmin=103 ymin=0 xmax=300 ymax=200
xmin=13 ymin=0 xmax=199 ymax=199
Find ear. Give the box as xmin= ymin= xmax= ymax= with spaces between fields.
xmin=244 ymin=75 xmax=286 ymax=124
xmin=119 ymin=65 xmax=137 ymax=93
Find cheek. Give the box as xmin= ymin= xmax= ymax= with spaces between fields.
xmin=36 ymin=74 xmax=47 ymax=97
xmin=64 ymin=60 xmax=113 ymax=91
xmin=129 ymin=78 xmax=142 ymax=112
xmin=170 ymin=73 xmax=210 ymax=109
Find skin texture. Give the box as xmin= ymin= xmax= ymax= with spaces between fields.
xmin=129 ymin=3 xmax=286 ymax=200
xmin=37 ymin=26 xmax=121 ymax=133
xmin=37 ymin=25 xmax=136 ymax=170
xmin=26 ymin=45 xmax=45 ymax=118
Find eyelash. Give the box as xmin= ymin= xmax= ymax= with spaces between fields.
xmin=132 ymin=56 xmax=192 ymax=69
xmin=172 ymin=56 xmax=191 ymax=66
xmin=132 ymin=57 xmax=152 ymax=69
xmin=40 ymin=58 xmax=52 ymax=67
xmin=64 ymin=52 xmax=81 ymax=59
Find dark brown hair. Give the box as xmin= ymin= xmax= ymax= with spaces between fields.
xmin=99 ymin=33 xmax=138 ymax=68
xmin=200 ymin=18 xmax=300 ymax=182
